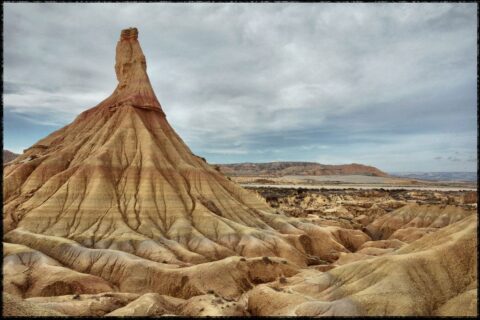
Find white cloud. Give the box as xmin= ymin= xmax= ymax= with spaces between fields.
xmin=3 ymin=3 xmax=477 ymax=171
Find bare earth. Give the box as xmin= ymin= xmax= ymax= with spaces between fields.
xmin=233 ymin=174 xmax=476 ymax=191
xmin=3 ymin=28 xmax=477 ymax=317
xmin=243 ymin=183 xmax=476 ymax=192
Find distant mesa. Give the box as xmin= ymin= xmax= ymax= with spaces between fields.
xmin=216 ymin=161 xmax=388 ymax=177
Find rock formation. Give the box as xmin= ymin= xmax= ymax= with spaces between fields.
xmin=3 ymin=28 xmax=476 ymax=317
xmin=3 ymin=27 xmax=362 ymax=309
xmin=246 ymin=214 xmax=477 ymax=316
xmin=365 ymin=203 xmax=473 ymax=240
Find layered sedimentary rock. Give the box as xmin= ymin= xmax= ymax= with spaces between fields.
xmin=247 ymin=214 xmax=477 ymax=316
xmin=3 ymin=28 xmax=361 ymax=308
xmin=365 ymin=203 xmax=473 ymax=240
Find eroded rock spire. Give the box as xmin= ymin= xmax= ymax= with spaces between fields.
xmin=111 ymin=27 xmax=162 ymax=112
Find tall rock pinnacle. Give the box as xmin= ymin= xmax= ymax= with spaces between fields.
xmin=110 ymin=27 xmax=163 ymax=113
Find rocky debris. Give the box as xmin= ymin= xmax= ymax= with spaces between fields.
xmin=179 ymin=294 xmax=246 ymax=316
xmin=253 ymin=188 xmax=475 ymax=230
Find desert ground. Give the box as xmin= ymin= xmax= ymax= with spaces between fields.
xmin=3 ymin=28 xmax=477 ymax=317
xmin=4 ymin=184 xmax=477 ymax=316
xmin=227 ymin=173 xmax=476 ymax=190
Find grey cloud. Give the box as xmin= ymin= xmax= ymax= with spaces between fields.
xmin=3 ymin=3 xmax=477 ymax=172
xmin=447 ymin=156 xmax=462 ymax=162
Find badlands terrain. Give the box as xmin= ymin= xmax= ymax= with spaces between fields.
xmin=3 ymin=28 xmax=478 ymax=317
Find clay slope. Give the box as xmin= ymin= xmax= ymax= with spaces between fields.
xmin=3 ymin=293 xmax=65 ymax=317
xmin=247 ymin=214 xmax=477 ymax=316
xmin=365 ymin=203 xmax=474 ymax=240
xmin=217 ymin=161 xmax=388 ymax=177
xmin=3 ymin=27 xmax=365 ymax=303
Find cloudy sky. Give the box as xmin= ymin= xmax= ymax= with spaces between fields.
xmin=3 ymin=3 xmax=477 ymax=172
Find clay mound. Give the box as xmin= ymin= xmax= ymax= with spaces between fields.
xmin=389 ymin=227 xmax=437 ymax=243
xmin=358 ymin=239 xmax=405 ymax=251
xmin=334 ymin=239 xmax=406 ymax=266
xmin=4 ymin=228 xmax=301 ymax=300
xmin=365 ymin=203 xmax=473 ymax=240
xmin=247 ymin=214 xmax=477 ymax=316
xmin=25 ymin=292 xmax=141 ymax=316
xmin=3 ymin=242 xmax=113 ymax=298
xmin=105 ymin=293 xmax=184 ymax=316
xmin=3 ymin=293 xmax=65 ymax=317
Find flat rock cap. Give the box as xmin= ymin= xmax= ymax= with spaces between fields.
xmin=121 ymin=27 xmax=138 ymax=40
